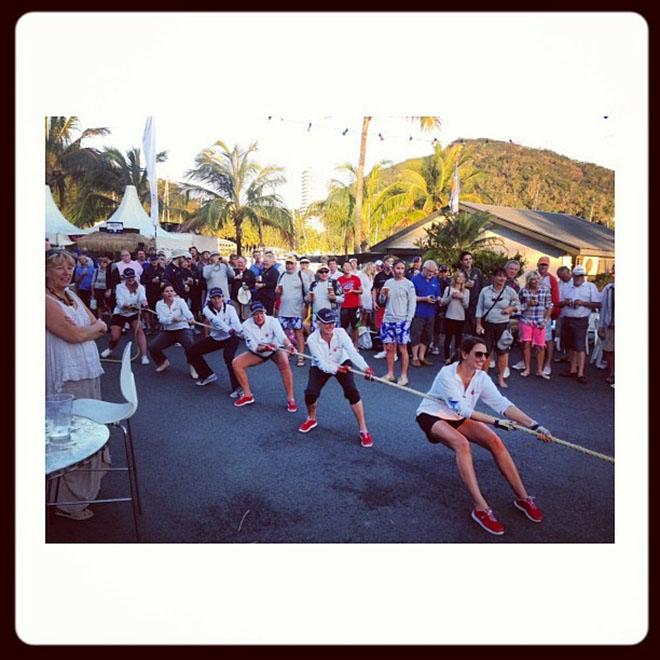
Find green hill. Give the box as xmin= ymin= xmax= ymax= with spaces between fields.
xmin=384 ymin=138 xmax=614 ymax=227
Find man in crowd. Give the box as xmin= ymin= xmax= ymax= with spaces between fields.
xmin=337 ymin=261 xmax=363 ymax=349
xmin=229 ymin=255 xmax=257 ymax=322
xmin=203 ymin=250 xmax=235 ymax=301
xmin=372 ymin=256 xmax=395 ymax=359
xmin=327 ymin=257 xmax=341 ymax=281
xmin=598 ymin=264 xmax=615 ymax=387
xmin=558 ymin=265 xmax=601 ymax=384
xmin=411 ymin=260 xmax=441 ymax=367
xmin=73 ymin=253 xmax=95 ymax=308
xmin=250 ymin=249 xmax=265 ymax=277
xmin=253 ymin=252 xmax=280 ymax=315
xmin=163 ymin=249 xmax=191 ymax=299
xmin=277 ymin=255 xmax=308 ymax=366
xmin=458 ymin=251 xmax=484 ymax=336
xmin=554 ymin=265 xmax=573 ymax=362
xmin=142 ymin=253 xmax=166 ymax=334
xmin=299 ymin=257 xmax=315 ymax=290
xmin=405 ymin=255 xmax=423 ymax=280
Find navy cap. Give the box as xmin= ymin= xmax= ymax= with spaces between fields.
xmin=250 ymin=302 xmax=266 ymax=315
xmin=121 ymin=268 xmax=136 ymax=279
xmin=208 ymin=287 xmax=224 ymax=298
xmin=315 ymin=308 xmax=337 ymax=325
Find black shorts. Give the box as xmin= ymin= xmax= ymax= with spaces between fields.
xmin=340 ymin=307 xmax=361 ymax=330
xmin=563 ymin=316 xmax=589 ymax=352
xmin=416 ymin=413 xmax=466 ymax=443
xmin=482 ymin=321 xmax=511 ymax=355
xmin=111 ymin=313 xmax=139 ymax=327
xmin=410 ymin=316 xmax=434 ymax=346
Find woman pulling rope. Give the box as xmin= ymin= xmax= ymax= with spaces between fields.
xmin=414 ymin=335 xmax=552 ymax=536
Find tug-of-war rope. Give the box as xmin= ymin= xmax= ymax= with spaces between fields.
xmin=101 ymin=307 xmax=615 ymax=465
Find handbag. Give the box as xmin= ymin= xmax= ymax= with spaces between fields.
xmin=497 ymin=328 xmax=514 ymax=351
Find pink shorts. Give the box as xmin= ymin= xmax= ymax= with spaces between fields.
xmin=520 ymin=321 xmax=546 ymax=347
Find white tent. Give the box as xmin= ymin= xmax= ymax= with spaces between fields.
xmin=105 ymin=185 xmax=166 ymax=237
xmin=105 ymin=185 xmax=224 ymax=255
xmin=45 ymin=185 xmax=91 ymax=244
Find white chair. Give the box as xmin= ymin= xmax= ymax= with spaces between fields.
xmin=586 ymin=312 xmax=600 ymax=355
xmin=71 ymin=341 xmax=142 ymax=540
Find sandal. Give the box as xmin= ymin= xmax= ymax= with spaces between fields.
xmin=498 ymin=380 xmax=509 ymax=389
xmin=577 ymin=375 xmax=588 ymax=384
xmin=55 ymin=508 xmax=94 ymax=521
xmin=520 ymin=370 xmax=530 ymax=377
xmin=536 ymin=372 xmax=551 ymax=380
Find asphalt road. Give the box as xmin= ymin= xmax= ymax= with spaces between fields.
xmin=47 ymin=335 xmax=614 ymax=544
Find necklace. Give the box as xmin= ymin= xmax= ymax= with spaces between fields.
xmin=47 ymin=286 xmax=73 ymax=306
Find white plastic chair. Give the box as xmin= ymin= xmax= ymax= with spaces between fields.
xmin=586 ymin=312 xmax=600 ymax=354
xmin=71 ymin=341 xmax=142 ymax=539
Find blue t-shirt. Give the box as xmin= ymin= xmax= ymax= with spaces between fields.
xmin=74 ymin=263 xmax=95 ymax=291
xmin=412 ymin=273 xmax=441 ymax=319
xmin=249 ymin=263 xmax=265 ymax=277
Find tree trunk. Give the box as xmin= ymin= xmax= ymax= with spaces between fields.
xmin=354 ymin=116 xmax=372 ymax=253
xmin=235 ymin=216 xmax=243 ymax=256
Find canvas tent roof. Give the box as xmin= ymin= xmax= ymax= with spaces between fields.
xmin=45 ymin=185 xmax=91 ymax=242
xmin=105 ymin=185 xmax=171 ymax=238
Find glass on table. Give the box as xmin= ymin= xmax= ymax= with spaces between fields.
xmin=45 ymin=393 xmax=74 ymax=445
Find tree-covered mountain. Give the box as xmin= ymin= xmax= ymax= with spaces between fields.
xmin=381 ymin=138 xmax=614 ymax=228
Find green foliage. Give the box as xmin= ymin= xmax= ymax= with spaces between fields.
xmin=470 ymin=249 xmax=528 ymax=280
xmin=461 ymin=138 xmax=614 ymax=227
xmin=417 ymin=211 xmax=502 ymax=267
xmin=181 ymin=141 xmax=292 ymax=255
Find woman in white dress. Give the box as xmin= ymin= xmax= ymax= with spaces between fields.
xmin=45 ymin=249 xmax=111 ymax=520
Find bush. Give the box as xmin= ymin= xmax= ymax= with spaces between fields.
xmin=472 ymin=250 xmax=528 ymax=279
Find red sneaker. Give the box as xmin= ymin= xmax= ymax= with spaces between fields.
xmin=514 ymin=497 xmax=543 ymax=523
xmin=233 ymin=394 xmax=255 ymax=408
xmin=287 ymin=400 xmax=298 ymax=413
xmin=471 ymin=508 xmax=504 ymax=535
xmin=298 ymin=418 xmax=318 ymax=433
xmin=359 ymin=431 xmax=374 ymax=448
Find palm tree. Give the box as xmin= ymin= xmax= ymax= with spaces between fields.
xmin=308 ymin=161 xmax=401 ymax=254
xmin=354 ymin=115 xmax=441 ymax=252
xmin=419 ymin=211 xmax=503 ymax=267
xmin=70 ymin=146 xmax=168 ymax=225
xmin=45 ymin=116 xmax=110 ymax=212
xmin=375 ymin=142 xmax=483 ymax=229
xmin=180 ymin=141 xmax=292 ymax=256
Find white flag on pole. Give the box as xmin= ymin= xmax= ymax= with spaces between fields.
xmin=142 ymin=116 xmax=159 ymax=227
xmin=449 ymin=162 xmax=461 ymax=214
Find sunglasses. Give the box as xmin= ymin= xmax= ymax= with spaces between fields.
xmin=473 ymin=351 xmax=488 ymax=358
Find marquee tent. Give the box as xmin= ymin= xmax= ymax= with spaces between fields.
xmin=45 ymin=185 xmax=91 ymax=245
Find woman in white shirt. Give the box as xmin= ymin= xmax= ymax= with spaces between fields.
xmin=298 ymin=307 xmax=376 ymax=447
xmin=415 ymin=335 xmax=552 ymax=536
xmin=357 ymin=261 xmax=376 ymax=332
xmin=148 ymin=285 xmax=197 ymax=376
xmin=46 ymin=249 xmax=110 ymax=520
xmin=100 ymin=268 xmax=150 ymax=365
xmin=231 ymin=302 xmax=297 ymax=410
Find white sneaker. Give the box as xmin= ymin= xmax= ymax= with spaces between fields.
xmin=229 ymin=387 xmax=244 ymax=399
xmin=543 ymin=365 xmax=552 ymax=376
xmin=431 ymin=347 xmax=441 ymax=355
xmin=503 ymin=367 xmax=510 ymax=379
xmin=512 ymin=360 xmax=525 ymax=370
xmin=196 ymin=373 xmax=218 ymax=386
xmin=100 ymin=348 xmax=112 ymax=358
xmin=141 ymin=355 xmax=150 ymax=365
xmin=374 ymin=351 xmax=387 ymax=359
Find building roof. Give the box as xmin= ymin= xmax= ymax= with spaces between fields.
xmin=459 ymin=202 xmax=614 ymax=256
xmin=370 ymin=203 xmax=614 ymax=257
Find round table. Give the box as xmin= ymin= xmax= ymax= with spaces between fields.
xmin=46 ymin=415 xmax=110 ymax=477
